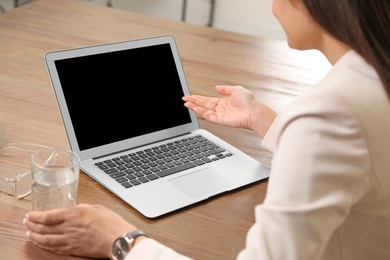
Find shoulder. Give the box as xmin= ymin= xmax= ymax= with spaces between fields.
xmin=263 ymin=50 xmax=386 ymax=152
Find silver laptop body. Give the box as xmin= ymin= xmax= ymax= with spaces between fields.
xmin=45 ymin=35 xmax=270 ymax=218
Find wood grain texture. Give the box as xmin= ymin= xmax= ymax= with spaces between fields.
xmin=0 ymin=0 xmax=331 ymax=259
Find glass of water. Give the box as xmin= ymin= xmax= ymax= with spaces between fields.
xmin=31 ymin=148 xmax=80 ymax=211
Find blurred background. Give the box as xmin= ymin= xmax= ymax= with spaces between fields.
xmin=0 ymin=0 xmax=286 ymax=40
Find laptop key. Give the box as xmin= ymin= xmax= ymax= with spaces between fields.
xmin=209 ymin=147 xmax=225 ymax=154
xmin=126 ymin=174 xmax=136 ymax=180
xmin=115 ymin=176 xmax=128 ymax=183
xmin=111 ymin=172 xmax=126 ymax=178
xmin=97 ymin=164 xmax=109 ymax=170
xmin=130 ymin=179 xmax=141 ymax=186
xmin=121 ymin=182 xmax=133 ymax=188
xmin=138 ymin=177 xmax=149 ymax=183
xmin=104 ymin=168 xmax=119 ymax=174
xmin=156 ymin=162 xmax=196 ymax=178
xmin=106 ymin=162 xmax=117 ymax=168
xmin=202 ymin=158 xmax=213 ymax=163
xmin=146 ymin=174 xmax=159 ymax=180
xmin=193 ymin=160 xmax=205 ymax=166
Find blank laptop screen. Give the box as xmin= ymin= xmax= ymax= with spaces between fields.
xmin=54 ymin=43 xmax=192 ymax=151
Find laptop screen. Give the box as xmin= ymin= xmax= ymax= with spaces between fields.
xmin=53 ymin=43 xmax=192 ymax=151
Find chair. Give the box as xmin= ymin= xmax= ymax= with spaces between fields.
xmin=14 ymin=0 xmax=32 ymax=7
xmin=181 ymin=0 xmax=216 ymax=27
xmin=105 ymin=0 xmax=217 ymax=27
xmin=0 ymin=0 xmax=32 ymax=12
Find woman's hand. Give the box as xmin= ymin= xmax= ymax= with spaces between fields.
xmin=23 ymin=203 xmax=138 ymax=258
xmin=183 ymin=85 xmax=277 ymax=137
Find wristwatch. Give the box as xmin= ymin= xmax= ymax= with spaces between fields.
xmin=112 ymin=230 xmax=148 ymax=260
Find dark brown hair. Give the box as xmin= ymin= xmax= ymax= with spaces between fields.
xmin=302 ymin=0 xmax=390 ymax=98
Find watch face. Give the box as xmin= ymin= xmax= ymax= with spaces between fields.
xmin=112 ymin=237 xmax=130 ymax=260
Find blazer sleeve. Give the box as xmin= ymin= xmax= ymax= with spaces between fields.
xmin=238 ymin=89 xmax=369 ymax=259
xmin=127 ymin=238 xmax=193 ymax=260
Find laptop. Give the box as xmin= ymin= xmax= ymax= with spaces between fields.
xmin=45 ymin=35 xmax=270 ymax=218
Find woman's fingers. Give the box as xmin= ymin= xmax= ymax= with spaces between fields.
xmin=26 ymin=208 xmax=70 ymax=225
xmin=183 ymin=95 xmax=218 ymax=109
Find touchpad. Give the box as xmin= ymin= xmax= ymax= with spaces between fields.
xmin=169 ymin=168 xmax=233 ymax=199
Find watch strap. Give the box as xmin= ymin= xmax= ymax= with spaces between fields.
xmin=123 ymin=230 xmax=148 ymax=250
xmin=112 ymin=230 xmax=148 ymax=260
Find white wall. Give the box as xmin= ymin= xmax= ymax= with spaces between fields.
xmin=96 ymin=0 xmax=286 ymax=40
xmin=211 ymin=0 xmax=285 ymax=40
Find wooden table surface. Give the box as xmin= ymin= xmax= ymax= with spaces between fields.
xmin=0 ymin=0 xmax=331 ymax=259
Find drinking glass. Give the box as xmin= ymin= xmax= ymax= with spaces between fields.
xmin=31 ymin=148 xmax=80 ymax=211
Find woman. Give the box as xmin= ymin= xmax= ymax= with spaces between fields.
xmin=23 ymin=0 xmax=390 ymax=259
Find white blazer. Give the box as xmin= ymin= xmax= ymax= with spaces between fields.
xmin=127 ymin=50 xmax=390 ymax=260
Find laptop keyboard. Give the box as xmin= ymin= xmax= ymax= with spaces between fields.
xmin=94 ymin=135 xmax=233 ymax=188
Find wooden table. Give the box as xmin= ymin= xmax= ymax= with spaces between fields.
xmin=0 ymin=0 xmax=331 ymax=259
